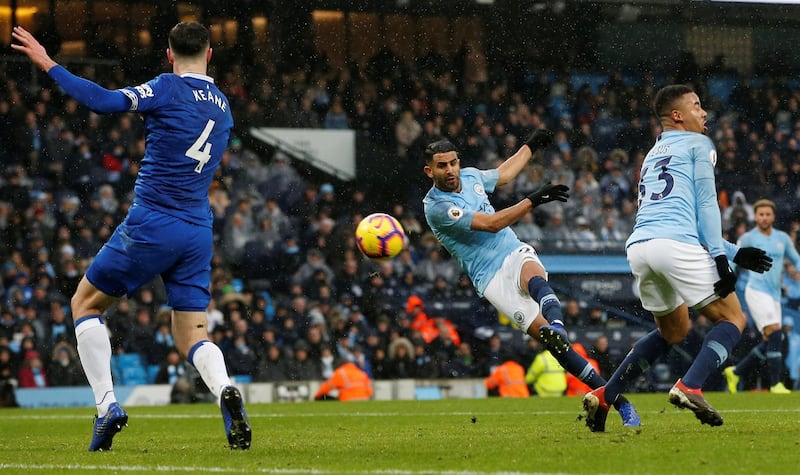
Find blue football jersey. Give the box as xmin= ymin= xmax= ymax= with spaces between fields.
xmin=121 ymin=73 xmax=233 ymax=227
xmin=738 ymin=227 xmax=800 ymax=300
xmin=627 ymin=130 xmax=727 ymax=258
xmin=423 ymin=167 xmax=524 ymax=296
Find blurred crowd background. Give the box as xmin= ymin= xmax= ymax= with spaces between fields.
xmin=2 ymin=2 xmax=800 ymax=404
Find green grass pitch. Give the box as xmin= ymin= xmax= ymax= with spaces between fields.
xmin=0 ymin=392 xmax=798 ymax=474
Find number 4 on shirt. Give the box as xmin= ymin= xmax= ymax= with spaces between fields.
xmin=186 ymin=119 xmax=216 ymax=173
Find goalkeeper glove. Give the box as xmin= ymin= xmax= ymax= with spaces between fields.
xmin=713 ymin=255 xmax=737 ymax=298
xmin=733 ymin=247 xmax=773 ymax=274
xmin=526 ymin=182 xmax=569 ymax=207
xmin=524 ymin=129 xmax=554 ymax=153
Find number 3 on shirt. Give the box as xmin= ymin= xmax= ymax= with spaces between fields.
xmin=186 ymin=119 xmax=216 ymax=173
xmin=638 ymin=156 xmax=674 ymax=203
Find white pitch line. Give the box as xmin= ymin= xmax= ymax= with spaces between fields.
xmin=2 ymin=407 xmax=799 ymax=421
xmin=0 ymin=463 xmax=567 ymax=475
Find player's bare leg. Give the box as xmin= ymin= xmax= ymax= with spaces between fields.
xmin=173 ymin=311 xmax=251 ymax=449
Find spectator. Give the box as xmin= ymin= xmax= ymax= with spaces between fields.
xmin=323 ymin=98 xmax=350 ymax=130
xmin=256 ymin=344 xmax=289 ymax=382
xmin=589 ymin=335 xmax=616 ymax=380
xmin=386 ymin=337 xmax=415 ymax=379
xmin=285 ymin=340 xmax=321 ymax=381
xmin=225 ymin=333 xmax=258 ymax=379
xmin=318 ymin=345 xmax=345 ymax=380
xmin=0 ymin=346 xmax=18 ymax=407
xmin=412 ymin=339 xmax=438 ymax=379
xmin=405 ymin=295 xmax=430 ymax=331
xmin=441 ymin=342 xmax=479 ymax=378
xmin=525 ymin=350 xmax=567 ymax=397
xmin=485 ymin=359 xmax=530 ymax=398
xmin=313 ymin=361 xmax=373 ymax=401
xmin=47 ymin=340 xmax=84 ymax=386
xmin=18 ymin=350 xmax=48 ymax=388
xmin=572 ymin=216 xmax=600 ymax=251
xmin=155 ymin=347 xmax=189 ymax=385
xmin=512 ymin=211 xmax=544 ymax=248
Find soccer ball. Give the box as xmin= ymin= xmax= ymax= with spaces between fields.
xmin=355 ymin=213 xmax=405 ymax=261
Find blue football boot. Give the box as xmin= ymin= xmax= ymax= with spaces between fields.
xmin=618 ymin=398 xmax=641 ymax=427
xmin=88 ymin=402 xmax=128 ymax=451
xmin=220 ymin=386 xmax=252 ymax=450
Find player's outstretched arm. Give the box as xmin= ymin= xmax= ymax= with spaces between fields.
xmin=11 ymin=26 xmax=58 ymax=72
xmin=496 ymin=128 xmax=554 ymax=186
xmin=526 ymin=182 xmax=569 ymax=207
xmin=13 ymin=26 xmax=129 ymax=114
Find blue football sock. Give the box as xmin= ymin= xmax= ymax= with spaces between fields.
xmin=528 ymin=276 xmax=564 ymax=326
xmin=554 ymin=347 xmax=606 ymax=389
xmin=605 ymin=329 xmax=670 ymax=404
xmin=765 ymin=330 xmax=784 ymax=387
xmin=683 ymin=321 xmax=741 ymax=389
xmin=733 ymin=341 xmax=766 ymax=376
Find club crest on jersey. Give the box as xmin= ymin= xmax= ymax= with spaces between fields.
xmin=473 ymin=183 xmax=486 ymax=196
xmin=512 ymin=311 xmax=525 ymax=325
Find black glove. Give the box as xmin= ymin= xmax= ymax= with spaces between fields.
xmin=526 ymin=182 xmax=569 ymax=207
xmin=714 ymin=255 xmax=737 ymax=298
xmin=524 ymin=129 xmax=554 ymax=153
xmin=733 ymin=247 xmax=773 ymax=274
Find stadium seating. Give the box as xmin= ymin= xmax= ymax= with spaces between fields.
xmin=111 ymin=354 xmax=148 ymax=385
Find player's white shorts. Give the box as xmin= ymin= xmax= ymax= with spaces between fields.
xmin=483 ymin=244 xmax=545 ymax=332
xmin=744 ymin=287 xmax=782 ymax=331
xmin=627 ymin=239 xmax=719 ymax=316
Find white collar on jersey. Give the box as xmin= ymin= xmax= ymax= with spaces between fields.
xmin=180 ymin=72 xmax=215 ymax=84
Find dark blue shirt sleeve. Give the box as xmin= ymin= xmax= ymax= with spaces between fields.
xmin=48 ymin=65 xmax=131 ymax=113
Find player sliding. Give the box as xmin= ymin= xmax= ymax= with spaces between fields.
xmin=12 ymin=22 xmax=251 ymax=450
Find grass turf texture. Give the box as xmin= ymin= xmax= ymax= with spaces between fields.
xmin=1 ymin=392 xmax=798 ymax=475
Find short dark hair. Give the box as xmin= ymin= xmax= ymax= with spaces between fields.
xmin=424 ymin=139 xmax=457 ymax=163
xmin=653 ymin=85 xmax=695 ymax=118
xmin=168 ymin=22 xmax=210 ymax=57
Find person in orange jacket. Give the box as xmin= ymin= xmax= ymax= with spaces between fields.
xmin=565 ymin=343 xmax=600 ymax=396
xmin=419 ymin=315 xmax=462 ymax=347
xmin=484 ymin=360 xmax=530 ymax=398
xmin=314 ymin=361 xmax=373 ymax=401
xmin=406 ymin=295 xmax=431 ymax=331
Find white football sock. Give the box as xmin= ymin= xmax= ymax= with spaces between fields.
xmin=190 ymin=341 xmax=232 ymax=405
xmin=75 ymin=317 xmax=116 ymax=417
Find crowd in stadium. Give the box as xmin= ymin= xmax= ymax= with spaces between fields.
xmin=1 ymin=32 xmax=800 ymax=403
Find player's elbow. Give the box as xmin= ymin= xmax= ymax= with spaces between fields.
xmin=473 ymin=216 xmax=503 ymax=233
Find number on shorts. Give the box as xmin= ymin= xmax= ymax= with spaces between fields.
xmin=186 ymin=119 xmax=215 ymax=173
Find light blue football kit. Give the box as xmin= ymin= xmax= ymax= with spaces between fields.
xmin=627 ymin=130 xmax=728 ymax=258
xmin=423 ymin=167 xmax=523 ymax=297
xmin=49 ymin=66 xmax=232 ymax=310
xmin=738 ymin=227 xmax=800 ymax=301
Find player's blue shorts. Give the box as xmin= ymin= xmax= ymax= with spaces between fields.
xmin=86 ymin=203 xmax=212 ymax=311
